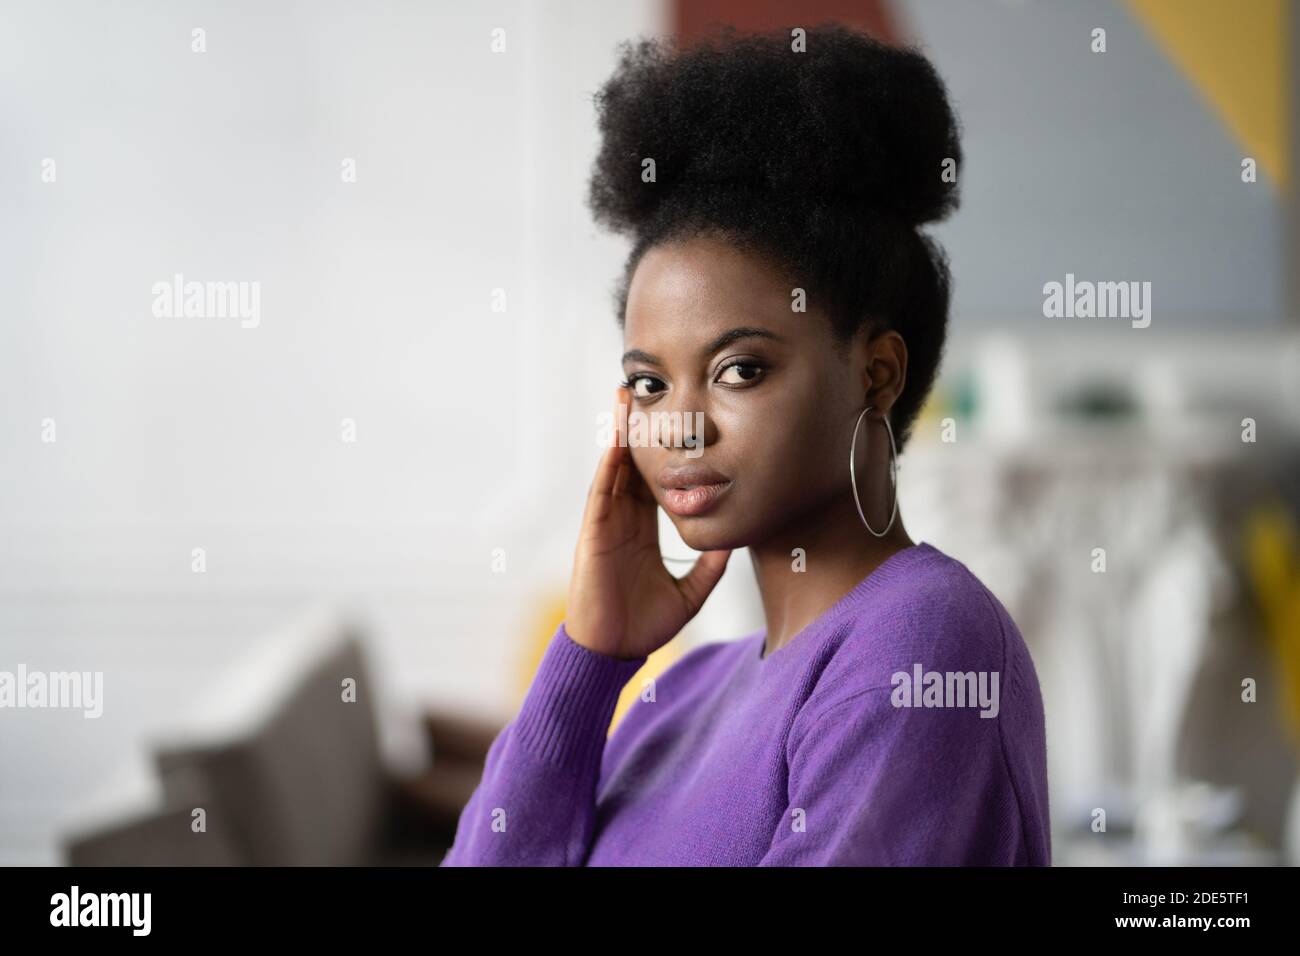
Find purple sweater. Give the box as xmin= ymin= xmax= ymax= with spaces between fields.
xmin=440 ymin=542 xmax=1051 ymax=865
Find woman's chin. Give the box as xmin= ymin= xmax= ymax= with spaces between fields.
xmin=670 ymin=517 xmax=746 ymax=554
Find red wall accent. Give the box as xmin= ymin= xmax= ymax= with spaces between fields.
xmin=674 ymin=0 xmax=900 ymax=46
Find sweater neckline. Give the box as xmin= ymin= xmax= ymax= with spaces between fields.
xmin=755 ymin=541 xmax=934 ymax=664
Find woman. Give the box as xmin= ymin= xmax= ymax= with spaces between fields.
xmin=441 ymin=23 xmax=1050 ymax=866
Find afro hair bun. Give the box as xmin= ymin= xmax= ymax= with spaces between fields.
xmin=587 ymin=21 xmax=963 ymax=236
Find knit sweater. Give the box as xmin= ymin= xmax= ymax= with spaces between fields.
xmin=439 ymin=542 xmax=1051 ymax=866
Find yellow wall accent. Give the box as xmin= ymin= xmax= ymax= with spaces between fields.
xmin=610 ymin=639 xmax=681 ymax=735
xmin=1243 ymin=503 xmax=1300 ymax=749
xmin=1125 ymin=0 xmax=1290 ymax=193
xmin=517 ymin=593 xmax=571 ymax=705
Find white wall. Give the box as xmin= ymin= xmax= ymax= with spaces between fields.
xmin=0 ymin=0 xmax=667 ymax=864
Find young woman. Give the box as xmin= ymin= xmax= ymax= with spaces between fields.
xmin=442 ymin=23 xmax=1050 ymax=866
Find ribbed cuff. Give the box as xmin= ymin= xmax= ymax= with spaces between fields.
xmin=513 ymin=622 xmax=647 ymax=774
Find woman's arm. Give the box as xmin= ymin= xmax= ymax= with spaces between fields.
xmin=756 ymin=683 xmax=1033 ymax=866
xmin=441 ymin=386 xmax=729 ymax=865
xmin=438 ymin=621 xmax=646 ymax=866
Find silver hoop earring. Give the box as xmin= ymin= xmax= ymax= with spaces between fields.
xmin=849 ymin=404 xmax=898 ymax=538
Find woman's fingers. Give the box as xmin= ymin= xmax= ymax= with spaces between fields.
xmin=583 ymin=387 xmax=633 ymax=524
xmin=611 ymin=459 xmax=631 ymax=497
xmin=614 ymin=387 xmax=659 ymax=507
xmin=583 ymin=447 xmax=626 ymax=533
xmin=623 ymin=446 xmax=658 ymax=504
xmin=583 ymin=384 xmax=660 ymax=535
xmin=673 ymin=549 xmax=732 ymax=615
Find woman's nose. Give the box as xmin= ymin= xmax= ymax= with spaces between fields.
xmin=653 ymin=394 xmax=712 ymax=453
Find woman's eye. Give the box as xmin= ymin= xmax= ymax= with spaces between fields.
xmin=716 ymin=362 xmax=764 ymax=386
xmin=627 ymin=375 xmax=664 ymax=399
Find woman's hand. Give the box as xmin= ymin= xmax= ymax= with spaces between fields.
xmin=565 ymin=387 xmax=732 ymax=660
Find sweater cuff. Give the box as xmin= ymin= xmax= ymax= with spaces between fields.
xmin=513 ymin=622 xmax=647 ymax=774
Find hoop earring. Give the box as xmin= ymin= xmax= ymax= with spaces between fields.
xmin=849 ymin=404 xmax=898 ymax=538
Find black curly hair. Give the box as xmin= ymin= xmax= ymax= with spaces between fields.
xmin=586 ymin=21 xmax=962 ymax=450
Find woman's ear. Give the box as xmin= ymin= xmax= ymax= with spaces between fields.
xmin=862 ymin=329 xmax=908 ymax=415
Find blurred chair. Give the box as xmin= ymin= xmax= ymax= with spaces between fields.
xmin=60 ymin=607 xmax=503 ymax=865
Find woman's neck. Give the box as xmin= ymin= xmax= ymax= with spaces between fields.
xmin=749 ymin=493 xmax=914 ymax=657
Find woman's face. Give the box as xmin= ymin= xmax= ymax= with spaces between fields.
xmin=621 ymin=232 xmax=888 ymax=552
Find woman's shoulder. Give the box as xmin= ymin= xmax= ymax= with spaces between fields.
xmin=809 ymin=542 xmax=1026 ymax=711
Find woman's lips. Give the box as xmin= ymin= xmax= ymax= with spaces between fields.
xmin=661 ymin=480 xmax=732 ymax=517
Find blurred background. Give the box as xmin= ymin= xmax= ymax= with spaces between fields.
xmin=1 ymin=0 xmax=1298 ymax=866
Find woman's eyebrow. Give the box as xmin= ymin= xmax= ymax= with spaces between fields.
xmin=621 ymin=327 xmax=786 ymax=367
